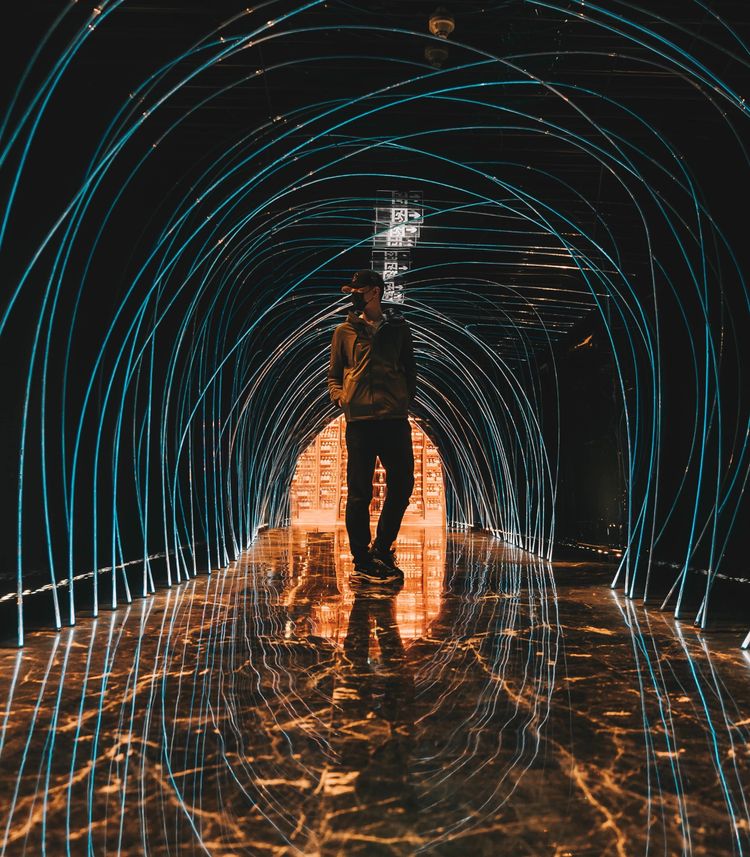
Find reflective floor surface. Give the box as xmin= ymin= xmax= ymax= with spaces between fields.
xmin=1 ymin=526 xmax=749 ymax=856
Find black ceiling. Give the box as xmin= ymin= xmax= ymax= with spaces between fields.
xmin=5 ymin=1 xmax=748 ymax=361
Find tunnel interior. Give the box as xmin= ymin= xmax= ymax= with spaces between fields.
xmin=1 ymin=0 xmax=749 ymax=650
xmin=3 ymin=3 xmax=750 ymax=854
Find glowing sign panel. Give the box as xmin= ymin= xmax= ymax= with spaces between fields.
xmin=372 ymin=190 xmax=423 ymax=303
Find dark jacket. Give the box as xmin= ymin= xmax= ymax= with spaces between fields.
xmin=328 ymin=308 xmax=417 ymax=422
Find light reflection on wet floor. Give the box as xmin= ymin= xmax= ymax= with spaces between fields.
xmin=0 ymin=526 xmax=748 ymax=856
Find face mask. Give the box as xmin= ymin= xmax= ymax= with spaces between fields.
xmin=350 ymin=290 xmax=368 ymax=312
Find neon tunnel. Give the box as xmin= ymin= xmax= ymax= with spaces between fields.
xmin=3 ymin=1 xmax=747 ymax=644
xmin=1 ymin=1 xmax=749 ymax=852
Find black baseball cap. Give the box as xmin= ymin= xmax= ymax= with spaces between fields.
xmin=341 ymin=269 xmax=385 ymax=293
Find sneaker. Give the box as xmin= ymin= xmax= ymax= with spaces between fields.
xmin=371 ymin=546 xmax=405 ymax=578
xmin=351 ymin=558 xmax=400 ymax=586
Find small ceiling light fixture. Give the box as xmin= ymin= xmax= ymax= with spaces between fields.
xmin=428 ymin=7 xmax=455 ymax=40
xmin=426 ymin=5 xmax=454 ymax=66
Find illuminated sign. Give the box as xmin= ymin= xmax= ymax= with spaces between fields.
xmin=371 ymin=190 xmax=423 ymax=302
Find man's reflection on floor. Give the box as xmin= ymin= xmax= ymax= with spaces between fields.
xmin=286 ymin=526 xmax=446 ymax=644
xmin=332 ymin=580 xmax=417 ymax=810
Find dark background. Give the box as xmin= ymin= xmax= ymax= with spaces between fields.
xmin=1 ymin=0 xmax=749 ymax=633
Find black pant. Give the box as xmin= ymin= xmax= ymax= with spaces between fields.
xmin=345 ymin=419 xmax=415 ymax=564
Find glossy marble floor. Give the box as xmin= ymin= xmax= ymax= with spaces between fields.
xmin=1 ymin=526 xmax=749 ymax=856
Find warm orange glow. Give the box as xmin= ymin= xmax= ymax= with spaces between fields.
xmin=283 ymin=525 xmax=445 ymax=642
xmin=290 ymin=415 xmax=445 ymax=524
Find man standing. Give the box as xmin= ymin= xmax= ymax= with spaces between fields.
xmin=328 ymin=270 xmax=417 ymax=584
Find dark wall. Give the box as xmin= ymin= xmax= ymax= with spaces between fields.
xmin=548 ymin=311 xmax=626 ymax=551
xmin=550 ymin=304 xmax=750 ymax=584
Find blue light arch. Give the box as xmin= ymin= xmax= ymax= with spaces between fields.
xmin=0 ymin=0 xmax=748 ymax=646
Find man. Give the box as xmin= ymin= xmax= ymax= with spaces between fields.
xmin=328 ymin=270 xmax=417 ymax=584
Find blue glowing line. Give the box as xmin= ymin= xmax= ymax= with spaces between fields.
xmin=0 ymin=0 xmax=747 ymax=649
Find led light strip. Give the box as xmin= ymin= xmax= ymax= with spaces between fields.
xmin=0 ymin=0 xmax=747 ymax=650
